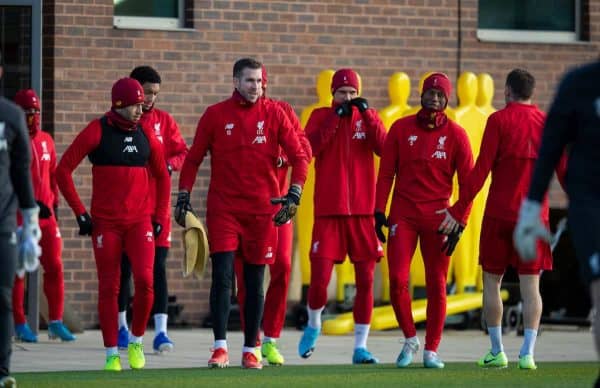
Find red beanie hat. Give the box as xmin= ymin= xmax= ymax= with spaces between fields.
xmin=331 ymin=68 xmax=360 ymax=94
xmin=422 ymin=72 xmax=452 ymax=101
xmin=111 ymin=77 xmax=144 ymax=109
xmin=14 ymin=89 xmax=41 ymax=110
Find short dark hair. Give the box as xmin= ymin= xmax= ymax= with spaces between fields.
xmin=130 ymin=65 xmax=161 ymax=85
xmin=233 ymin=58 xmax=262 ymax=78
xmin=506 ymin=68 xmax=535 ymax=100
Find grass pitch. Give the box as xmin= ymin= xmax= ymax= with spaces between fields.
xmin=14 ymin=362 xmax=598 ymax=387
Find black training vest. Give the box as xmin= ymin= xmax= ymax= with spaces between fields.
xmin=88 ymin=116 xmax=150 ymax=166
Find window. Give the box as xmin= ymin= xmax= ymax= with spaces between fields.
xmin=477 ymin=0 xmax=581 ymax=43
xmin=113 ymin=0 xmax=186 ymax=30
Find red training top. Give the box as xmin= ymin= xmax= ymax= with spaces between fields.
xmin=305 ymin=105 xmax=386 ymax=216
xmin=450 ymin=102 xmax=567 ymax=222
xmin=56 ymin=114 xmax=170 ymax=225
xmin=376 ymin=113 xmax=474 ymax=222
xmin=179 ymin=91 xmax=309 ymax=215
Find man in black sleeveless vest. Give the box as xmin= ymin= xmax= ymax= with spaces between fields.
xmin=56 ymin=77 xmax=170 ymax=372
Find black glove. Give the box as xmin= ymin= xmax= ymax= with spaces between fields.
xmin=36 ymin=201 xmax=52 ymax=219
xmin=374 ymin=211 xmax=388 ymax=243
xmin=441 ymin=225 xmax=464 ymax=256
xmin=167 ymin=163 xmax=173 ymax=176
xmin=153 ymin=222 xmax=162 ymax=237
xmin=271 ymin=185 xmax=302 ymax=226
xmin=175 ymin=191 xmax=193 ymax=228
xmin=335 ymin=101 xmax=353 ymax=117
xmin=76 ymin=212 xmax=93 ymax=236
xmin=54 ymin=205 xmax=59 ymax=222
xmin=351 ymin=97 xmax=369 ymax=112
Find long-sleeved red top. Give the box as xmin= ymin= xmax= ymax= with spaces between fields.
xmin=376 ymin=113 xmax=474 ymax=222
xmin=179 ymin=91 xmax=309 ymax=215
xmin=450 ymin=102 xmax=567 ymax=223
xmin=267 ymin=98 xmax=312 ymax=189
xmin=305 ymin=105 xmax=386 ymax=216
xmin=56 ymin=115 xmax=170 ymax=225
xmin=140 ymin=107 xmax=188 ymax=213
xmin=30 ymin=130 xmax=59 ymax=210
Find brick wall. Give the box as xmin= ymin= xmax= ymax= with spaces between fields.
xmin=46 ymin=0 xmax=599 ymax=328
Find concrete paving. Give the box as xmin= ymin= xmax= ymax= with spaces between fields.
xmin=10 ymin=325 xmax=597 ymax=372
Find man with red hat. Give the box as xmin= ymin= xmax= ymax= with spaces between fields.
xmin=12 ymin=89 xmax=75 ymax=343
xmin=116 ymin=66 xmax=188 ymax=354
xmin=56 ymin=77 xmax=170 ymax=372
xmin=375 ymin=72 xmax=474 ymax=368
xmin=234 ymin=64 xmax=312 ymax=366
xmin=175 ymin=57 xmax=308 ymax=370
xmin=298 ymin=68 xmax=386 ymax=364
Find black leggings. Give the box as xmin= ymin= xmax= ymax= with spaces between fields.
xmin=119 ymin=246 xmax=169 ymax=315
xmin=209 ymin=252 xmax=265 ymax=346
xmin=0 ymin=233 xmax=17 ymax=377
xmin=242 ymin=262 xmax=265 ymax=347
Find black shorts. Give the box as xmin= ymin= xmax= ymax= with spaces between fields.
xmin=568 ymin=204 xmax=600 ymax=284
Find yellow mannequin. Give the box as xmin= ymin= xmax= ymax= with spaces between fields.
xmin=452 ymin=71 xmax=492 ymax=293
xmin=476 ymin=73 xmax=496 ymax=117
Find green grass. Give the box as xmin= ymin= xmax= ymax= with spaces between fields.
xmin=14 ymin=362 xmax=598 ymax=388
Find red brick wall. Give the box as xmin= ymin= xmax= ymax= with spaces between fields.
xmin=47 ymin=0 xmax=599 ymax=327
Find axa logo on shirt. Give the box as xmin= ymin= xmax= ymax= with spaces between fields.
xmin=0 ymin=123 xmax=7 ymax=151
xmin=123 ymin=136 xmax=138 ymax=153
xmin=40 ymin=141 xmax=51 ymax=161
xmin=431 ymin=150 xmax=447 ymax=159
xmin=154 ymin=122 xmax=163 ymax=143
xmin=225 ymin=123 xmax=234 ymax=136
xmin=390 ymin=224 xmax=398 ymax=237
xmin=352 ymin=119 xmax=366 ymax=140
xmin=408 ymin=135 xmax=418 ymax=146
xmin=252 ymin=120 xmax=267 ymax=144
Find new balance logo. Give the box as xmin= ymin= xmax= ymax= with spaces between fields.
xmin=408 ymin=135 xmax=418 ymax=146
xmin=225 ymin=123 xmax=234 ymax=136
xmin=312 ymin=241 xmax=320 ymax=253
xmin=124 ymin=136 xmax=133 ymax=143
xmin=146 ymin=231 xmax=153 ymax=242
xmin=97 ymin=235 xmax=103 ymax=248
xmin=265 ymin=247 xmax=273 ymax=259
xmin=390 ymin=224 xmax=398 ymax=237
